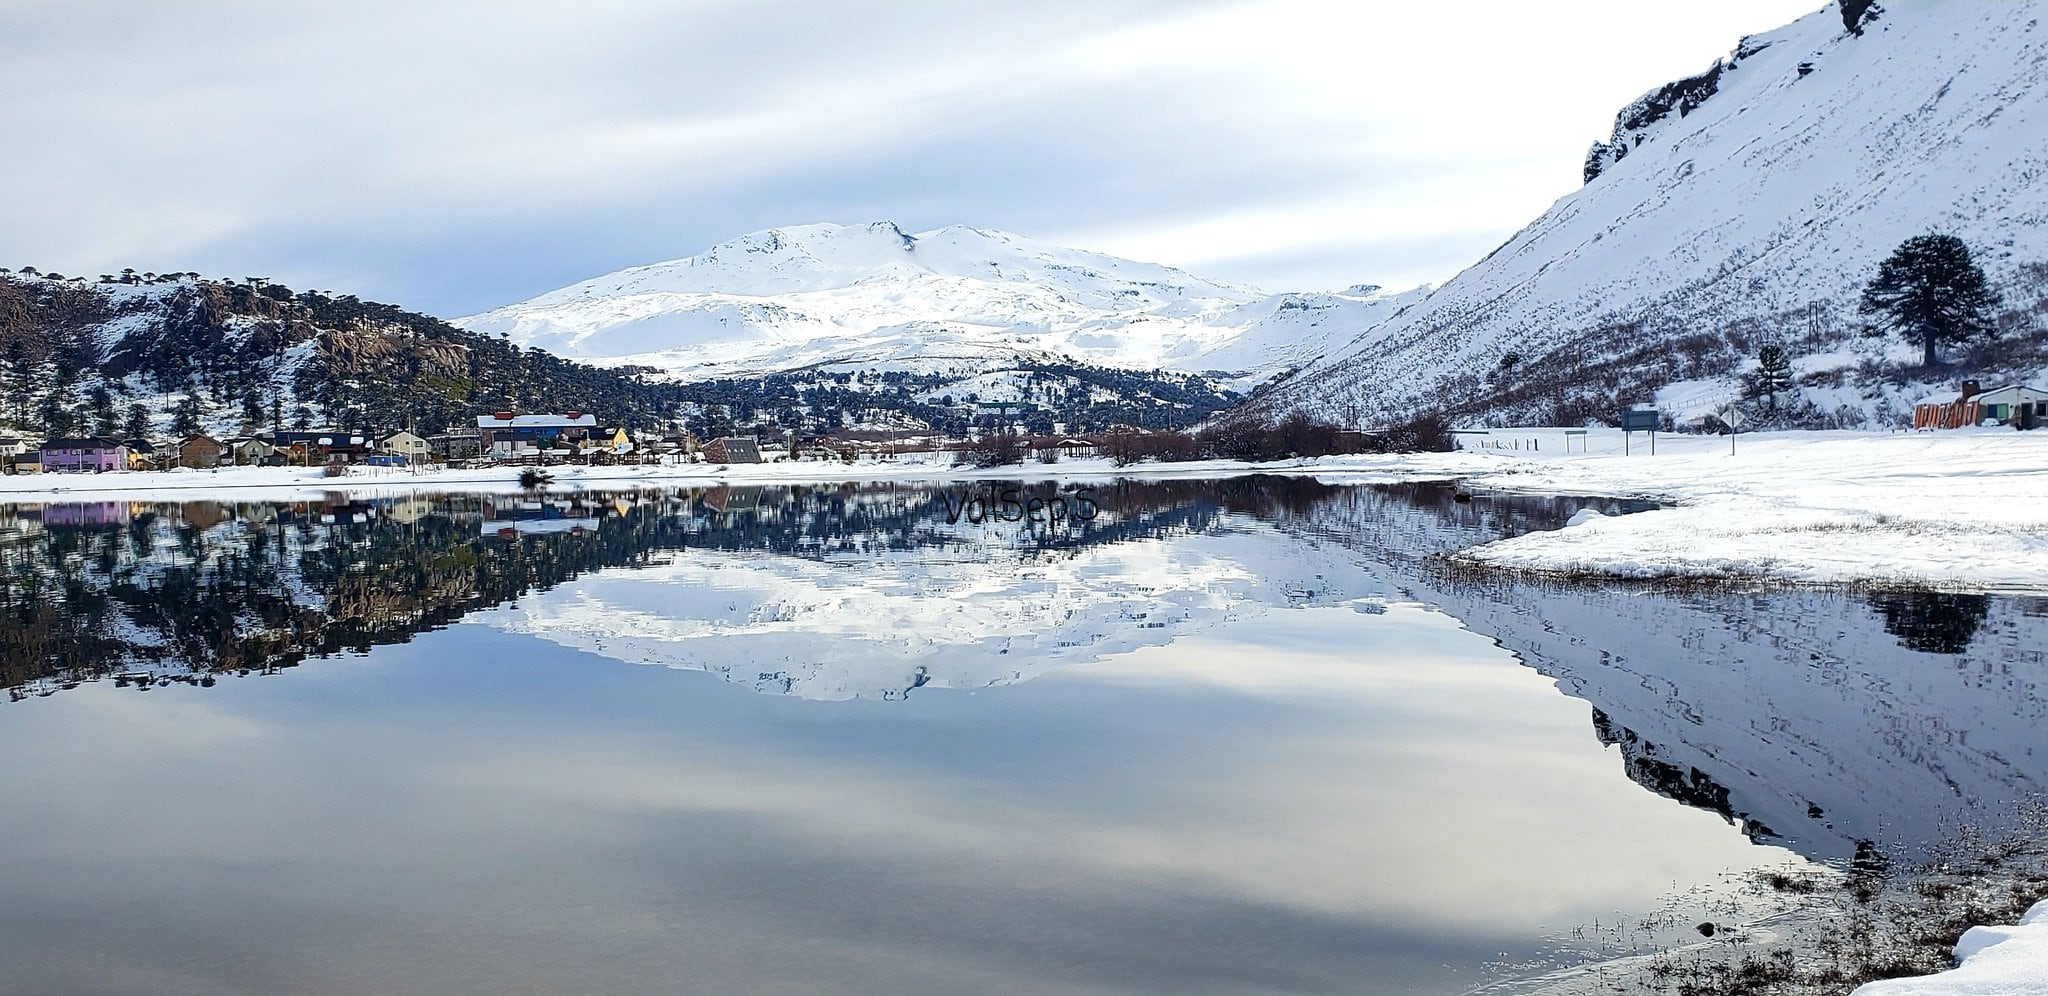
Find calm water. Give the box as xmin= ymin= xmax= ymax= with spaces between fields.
xmin=0 ymin=479 xmax=2041 ymax=994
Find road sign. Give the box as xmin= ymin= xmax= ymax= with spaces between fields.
xmin=1620 ymin=410 xmax=1660 ymax=432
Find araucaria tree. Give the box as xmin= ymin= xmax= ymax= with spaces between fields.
xmin=1859 ymin=234 xmax=2001 ymax=366
xmin=1744 ymin=344 xmax=1795 ymax=411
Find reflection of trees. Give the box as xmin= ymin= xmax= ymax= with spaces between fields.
xmin=0 ymin=480 xmax=1372 ymax=701
xmin=0 ymin=477 xmax=1695 ymax=704
xmin=1868 ymin=591 xmax=1990 ymax=655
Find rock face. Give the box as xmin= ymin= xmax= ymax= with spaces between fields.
xmin=1251 ymin=0 xmax=2048 ymax=431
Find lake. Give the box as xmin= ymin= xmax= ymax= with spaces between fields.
xmin=0 ymin=478 xmax=2041 ymax=994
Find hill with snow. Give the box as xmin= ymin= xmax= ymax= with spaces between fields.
xmin=1251 ymin=0 xmax=2048 ymax=430
xmin=456 ymin=222 xmax=1422 ymax=391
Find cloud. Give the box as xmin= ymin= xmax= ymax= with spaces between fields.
xmin=1 ymin=0 xmax=1823 ymax=315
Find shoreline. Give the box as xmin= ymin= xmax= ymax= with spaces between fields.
xmin=6 ymin=428 xmax=2046 ymax=596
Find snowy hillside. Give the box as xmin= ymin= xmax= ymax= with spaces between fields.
xmin=456 ymin=222 xmax=1422 ymax=389
xmin=1256 ymin=0 xmax=2048 ymax=429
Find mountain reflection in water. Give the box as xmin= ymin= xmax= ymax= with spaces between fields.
xmin=0 ymin=478 xmax=2043 ymax=993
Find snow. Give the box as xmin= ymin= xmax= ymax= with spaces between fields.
xmin=1442 ymin=428 xmax=2048 ymax=592
xmin=6 ymin=428 xmax=2046 ymax=593
xmin=1853 ymin=900 xmax=2048 ymax=995
xmin=1267 ymin=0 xmax=2048 ymax=425
xmin=453 ymin=221 xmax=1423 ymax=386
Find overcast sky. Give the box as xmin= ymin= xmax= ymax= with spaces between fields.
xmin=2 ymin=0 xmax=1823 ymax=317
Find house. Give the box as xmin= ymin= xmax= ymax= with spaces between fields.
xmin=225 ymin=436 xmax=278 ymax=466
xmin=122 ymin=438 xmax=157 ymax=470
xmin=476 ymin=411 xmax=598 ymax=460
xmin=264 ymin=430 xmax=370 ymax=465
xmin=427 ymin=430 xmax=482 ymax=461
xmin=39 ymin=437 xmax=129 ymax=473
xmin=701 ymin=435 xmax=762 ymax=464
xmin=1027 ymin=437 xmax=1099 ymax=460
xmin=375 ymin=430 xmax=433 ymax=462
xmin=0 ymin=436 xmax=36 ymax=473
xmin=175 ymin=434 xmax=228 ymax=469
xmin=593 ymin=426 xmax=635 ymax=454
xmin=1969 ymin=385 xmax=2048 ymax=429
xmin=1914 ymin=382 xmax=2048 ymax=430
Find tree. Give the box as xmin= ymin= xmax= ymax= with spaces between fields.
xmin=1859 ymin=234 xmax=2001 ymax=366
xmin=87 ymin=384 xmax=117 ymax=436
xmin=122 ymin=403 xmax=151 ymax=440
xmin=1743 ymin=344 xmax=1796 ymax=411
xmin=171 ymin=396 xmax=202 ymax=436
xmin=37 ymin=395 xmax=77 ymax=436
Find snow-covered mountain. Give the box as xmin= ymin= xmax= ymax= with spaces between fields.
xmin=456 ymin=222 xmax=1422 ymax=389
xmin=1255 ymin=0 xmax=2048 ymax=429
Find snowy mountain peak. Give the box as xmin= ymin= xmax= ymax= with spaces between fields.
xmin=456 ymin=223 xmax=1411 ymax=388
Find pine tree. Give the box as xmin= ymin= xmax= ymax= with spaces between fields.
xmin=1744 ymin=344 xmax=1796 ymax=411
xmin=122 ymin=403 xmax=151 ymax=440
xmin=87 ymin=385 xmax=118 ymax=436
xmin=1859 ymin=234 xmax=2001 ymax=366
xmin=171 ymin=396 xmax=202 ymax=436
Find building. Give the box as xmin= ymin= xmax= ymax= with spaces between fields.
xmin=594 ymin=426 xmax=635 ymax=454
xmin=476 ymin=412 xmax=598 ymax=460
xmin=39 ymin=437 xmax=128 ymax=473
xmin=1914 ymin=382 xmax=2048 ymax=430
xmin=0 ymin=436 xmax=35 ymax=472
xmin=1969 ymin=385 xmax=2048 ymax=429
xmin=375 ymin=430 xmax=433 ymax=462
xmin=225 ymin=437 xmax=278 ymax=466
xmin=122 ymin=438 xmax=157 ymax=470
xmin=427 ymin=430 xmax=482 ymax=461
xmin=702 ymin=436 xmax=762 ymax=463
xmin=264 ymin=430 xmax=371 ymax=465
xmin=175 ymin=434 xmax=228 ymax=469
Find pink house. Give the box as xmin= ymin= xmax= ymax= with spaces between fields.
xmin=39 ymin=437 xmax=130 ymax=473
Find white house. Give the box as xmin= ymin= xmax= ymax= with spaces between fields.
xmin=1969 ymin=385 xmax=2048 ymax=428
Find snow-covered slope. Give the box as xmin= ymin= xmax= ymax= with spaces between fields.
xmin=456 ymin=222 xmax=1422 ymax=387
xmin=1259 ymin=0 xmax=2048 ymax=428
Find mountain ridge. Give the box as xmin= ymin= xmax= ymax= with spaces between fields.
xmin=455 ymin=221 xmax=1425 ymax=391
xmin=1249 ymin=0 xmax=2048 ymax=430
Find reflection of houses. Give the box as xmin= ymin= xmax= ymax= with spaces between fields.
xmin=179 ymin=501 xmax=230 ymax=531
xmin=40 ymin=437 xmax=128 ymax=473
xmin=700 ymin=485 xmax=763 ymax=515
xmin=477 ymin=412 xmax=598 ymax=460
xmin=481 ymin=497 xmax=601 ymax=536
xmin=39 ymin=502 xmax=133 ymax=528
xmin=1915 ymin=382 xmax=2048 ymax=430
xmin=702 ymin=436 xmax=762 ymax=463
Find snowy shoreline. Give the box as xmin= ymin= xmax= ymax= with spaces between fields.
xmin=5 ymin=428 xmax=2045 ymax=595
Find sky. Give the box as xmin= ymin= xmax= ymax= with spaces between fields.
xmin=1 ymin=0 xmax=1825 ymax=318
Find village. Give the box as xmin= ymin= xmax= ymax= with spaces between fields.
xmin=4 ymin=375 xmax=2044 ymax=480
xmin=0 ymin=408 xmax=1113 ymax=476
